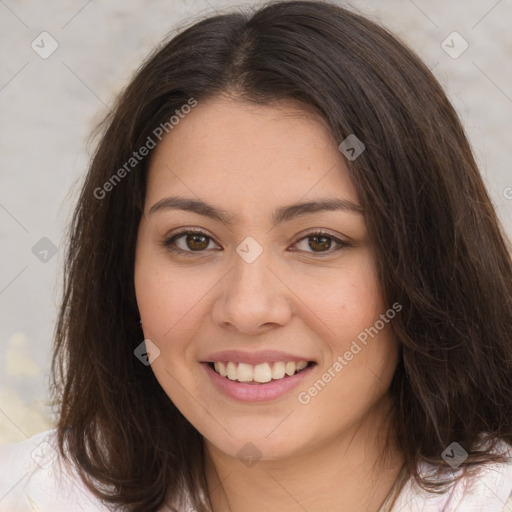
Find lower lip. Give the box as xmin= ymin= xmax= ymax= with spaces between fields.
xmin=202 ymin=362 xmax=316 ymax=402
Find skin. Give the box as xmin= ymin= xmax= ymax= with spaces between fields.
xmin=134 ymin=94 xmax=404 ymax=512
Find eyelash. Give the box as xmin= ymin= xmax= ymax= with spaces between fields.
xmin=160 ymin=229 xmax=350 ymax=257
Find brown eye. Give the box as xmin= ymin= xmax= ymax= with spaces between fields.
xmin=161 ymin=230 xmax=219 ymax=256
xmin=292 ymin=231 xmax=349 ymax=255
xmin=308 ymin=235 xmax=333 ymax=252
xmin=184 ymin=233 xmax=209 ymax=251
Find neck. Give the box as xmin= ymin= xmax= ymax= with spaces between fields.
xmin=203 ymin=395 xmax=404 ymax=512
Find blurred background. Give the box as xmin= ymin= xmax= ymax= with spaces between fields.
xmin=1 ymin=0 xmax=511 ymax=444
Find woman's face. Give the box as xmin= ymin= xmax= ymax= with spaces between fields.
xmin=134 ymin=95 xmax=399 ymax=461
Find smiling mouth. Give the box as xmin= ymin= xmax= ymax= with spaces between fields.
xmin=207 ymin=361 xmax=315 ymax=384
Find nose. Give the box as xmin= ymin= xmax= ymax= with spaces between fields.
xmin=211 ymin=245 xmax=293 ymax=334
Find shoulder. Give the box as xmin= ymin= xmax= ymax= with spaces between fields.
xmin=392 ymin=438 xmax=512 ymax=512
xmin=0 ymin=429 xmax=108 ymax=511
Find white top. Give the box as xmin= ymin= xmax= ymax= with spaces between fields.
xmin=1 ymin=429 xmax=511 ymax=511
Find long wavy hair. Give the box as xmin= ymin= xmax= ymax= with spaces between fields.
xmin=49 ymin=1 xmax=512 ymax=510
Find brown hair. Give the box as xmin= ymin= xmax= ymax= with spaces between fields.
xmin=49 ymin=1 xmax=512 ymax=510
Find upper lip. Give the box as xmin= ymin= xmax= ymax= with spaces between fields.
xmin=201 ymin=350 xmax=316 ymax=366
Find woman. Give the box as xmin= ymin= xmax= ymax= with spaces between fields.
xmin=1 ymin=1 xmax=511 ymax=511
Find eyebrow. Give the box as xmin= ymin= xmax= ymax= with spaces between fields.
xmin=148 ymin=195 xmax=363 ymax=227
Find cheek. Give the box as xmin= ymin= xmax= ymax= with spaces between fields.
xmin=293 ymin=262 xmax=398 ymax=435
xmin=134 ymin=259 xmax=210 ymax=416
xmin=134 ymin=232 xmax=203 ymax=339
xmin=293 ymin=249 xmax=387 ymax=352
xmin=291 ymin=249 xmax=397 ymax=399
xmin=135 ymin=267 xmax=205 ymax=349
xmin=134 ymin=252 xmax=222 ymax=389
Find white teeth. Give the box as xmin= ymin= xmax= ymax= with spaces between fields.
xmin=211 ymin=361 xmax=310 ymax=382
xmin=271 ymin=361 xmax=286 ymax=379
xmin=214 ymin=361 xmax=227 ymax=377
xmin=237 ymin=363 xmax=253 ymax=382
xmin=227 ymin=362 xmax=238 ymax=380
xmin=253 ymin=363 xmax=272 ymax=383
xmin=285 ymin=362 xmax=296 ymax=376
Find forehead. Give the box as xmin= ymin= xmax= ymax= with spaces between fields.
xmin=144 ymin=95 xmax=359 ymax=216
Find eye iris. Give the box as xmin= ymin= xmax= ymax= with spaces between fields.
xmin=187 ymin=233 xmax=209 ymax=251
xmin=309 ymin=235 xmax=331 ymax=252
